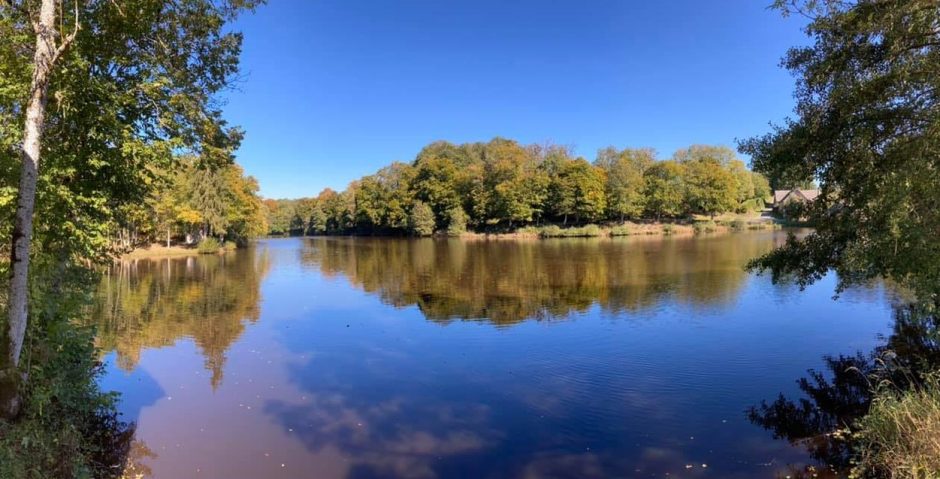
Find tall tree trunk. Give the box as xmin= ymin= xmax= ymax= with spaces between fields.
xmin=2 ymin=0 xmax=63 ymax=420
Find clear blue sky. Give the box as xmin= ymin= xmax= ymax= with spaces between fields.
xmin=223 ymin=0 xmax=808 ymax=199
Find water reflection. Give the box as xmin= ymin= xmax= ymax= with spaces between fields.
xmin=92 ymin=251 xmax=270 ymax=388
xmin=748 ymin=305 xmax=940 ymax=477
xmin=302 ymin=232 xmax=791 ymax=325
xmin=90 ymin=233 xmax=897 ymax=478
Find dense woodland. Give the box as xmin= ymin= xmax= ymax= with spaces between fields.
xmin=115 ymin=158 xmax=267 ymax=249
xmin=264 ymin=140 xmax=771 ymax=236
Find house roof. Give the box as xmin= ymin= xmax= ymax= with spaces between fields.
xmin=800 ymin=189 xmax=820 ymax=201
xmin=774 ymin=188 xmax=820 ymax=205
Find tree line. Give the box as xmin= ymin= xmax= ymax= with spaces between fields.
xmin=116 ymin=158 xmax=267 ymax=250
xmin=265 ymin=140 xmax=771 ymax=236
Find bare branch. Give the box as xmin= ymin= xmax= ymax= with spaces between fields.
xmin=51 ymin=0 xmax=79 ymax=65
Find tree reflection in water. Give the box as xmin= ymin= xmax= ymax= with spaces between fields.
xmin=301 ymin=233 xmax=790 ymax=325
xmin=748 ymin=305 xmax=940 ymax=477
xmin=89 ymin=232 xmax=902 ymax=478
xmin=90 ymin=250 xmax=271 ymax=389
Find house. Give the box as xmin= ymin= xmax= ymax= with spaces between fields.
xmin=772 ymin=188 xmax=820 ymax=213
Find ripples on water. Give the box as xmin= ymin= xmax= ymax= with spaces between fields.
xmin=92 ymin=231 xmax=896 ymax=478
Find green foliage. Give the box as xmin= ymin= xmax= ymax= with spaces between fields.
xmin=446 ymin=207 xmax=468 ymax=236
xmin=117 ymin=159 xmax=265 ymax=247
xmin=851 ymin=374 xmax=940 ymax=478
xmin=678 ymin=147 xmax=740 ymax=218
xmin=0 ymin=266 xmax=133 ymax=479
xmin=643 ymin=160 xmax=686 ymax=219
xmin=197 ymin=237 xmax=222 ymax=254
xmin=538 ymin=224 xmax=602 ymax=238
xmin=741 ymin=0 xmax=940 ymax=300
xmin=409 ymin=201 xmax=436 ymax=237
xmin=598 ymin=148 xmax=652 ymax=221
xmin=263 ymin=139 xmax=769 ymax=236
xmin=412 ymin=156 xmax=464 ymax=228
xmin=692 ymin=221 xmax=718 ymax=234
xmin=609 ymin=224 xmax=632 ymax=236
xmin=0 ymin=0 xmax=257 ymax=476
xmin=0 ymin=0 xmax=261 ymax=261
xmin=739 ymin=198 xmax=765 ymax=213
xmin=481 ymin=138 xmax=548 ymax=227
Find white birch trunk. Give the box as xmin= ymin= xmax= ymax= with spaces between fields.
xmin=2 ymin=0 xmax=61 ymax=419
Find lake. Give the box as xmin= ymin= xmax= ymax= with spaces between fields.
xmin=93 ymin=232 xmax=896 ymax=478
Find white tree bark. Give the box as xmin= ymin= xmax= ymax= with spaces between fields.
xmin=2 ymin=0 xmax=70 ymax=419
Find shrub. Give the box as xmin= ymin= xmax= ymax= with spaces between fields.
xmin=0 ymin=279 xmax=133 ymax=479
xmin=692 ymin=221 xmax=718 ymax=234
xmin=737 ymin=198 xmax=765 ymax=213
xmin=662 ymin=224 xmax=675 ymax=235
xmin=730 ymin=219 xmax=746 ymax=230
xmin=609 ymin=224 xmax=632 ymax=236
xmin=851 ymin=374 xmax=940 ymax=478
xmin=579 ymin=224 xmax=602 ymax=237
xmin=409 ymin=201 xmax=436 ymax=236
xmin=538 ymin=224 xmax=602 ymax=238
xmin=223 ymin=240 xmax=238 ymax=251
xmin=197 ymin=237 xmax=221 ymax=254
xmin=446 ymin=207 xmax=467 ymax=237
xmin=538 ymin=225 xmax=563 ymax=238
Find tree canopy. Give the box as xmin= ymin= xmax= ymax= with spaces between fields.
xmin=740 ymin=0 xmax=940 ymax=302
xmin=265 ymin=139 xmax=770 ymax=236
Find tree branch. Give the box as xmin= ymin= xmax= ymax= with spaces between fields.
xmin=50 ymin=0 xmax=79 ymax=65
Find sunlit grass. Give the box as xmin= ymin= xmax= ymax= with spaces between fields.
xmin=852 ymin=374 xmax=940 ymax=478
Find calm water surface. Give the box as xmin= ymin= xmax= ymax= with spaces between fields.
xmin=94 ymin=232 xmax=895 ymax=478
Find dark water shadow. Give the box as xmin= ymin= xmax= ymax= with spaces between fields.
xmin=748 ymin=305 xmax=940 ymax=477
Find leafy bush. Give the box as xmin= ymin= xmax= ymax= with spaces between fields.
xmin=223 ymin=240 xmax=238 ymax=251
xmin=0 ymin=273 xmax=133 ymax=479
xmin=609 ymin=224 xmax=632 ymax=236
xmin=737 ymin=198 xmax=765 ymax=213
xmin=197 ymin=237 xmax=221 ymax=254
xmin=446 ymin=207 xmax=467 ymax=236
xmin=409 ymin=201 xmax=435 ymax=236
xmin=692 ymin=221 xmax=718 ymax=234
xmin=851 ymin=374 xmax=940 ymax=478
xmin=538 ymin=224 xmax=602 ymax=238
xmin=730 ymin=219 xmax=746 ymax=230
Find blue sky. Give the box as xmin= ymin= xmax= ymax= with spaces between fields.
xmin=223 ymin=0 xmax=808 ymax=199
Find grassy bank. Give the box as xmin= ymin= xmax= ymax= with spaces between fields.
xmin=459 ymin=216 xmax=780 ymax=240
xmin=851 ymin=374 xmax=940 ymax=477
xmin=119 ymin=239 xmax=238 ymax=260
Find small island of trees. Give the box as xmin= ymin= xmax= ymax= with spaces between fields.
xmin=263 ymin=139 xmax=772 ymax=237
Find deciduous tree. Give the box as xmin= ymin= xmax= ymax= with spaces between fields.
xmin=740 ymin=0 xmax=940 ymax=300
xmin=0 ymin=0 xmax=258 ymax=418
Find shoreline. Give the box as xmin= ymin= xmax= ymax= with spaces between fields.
xmin=459 ymin=218 xmax=781 ymax=240
xmin=123 ymin=217 xmax=785 ymax=258
xmin=118 ymin=244 xmax=230 ymax=260
xmin=260 ymin=216 xmax=785 ymax=242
